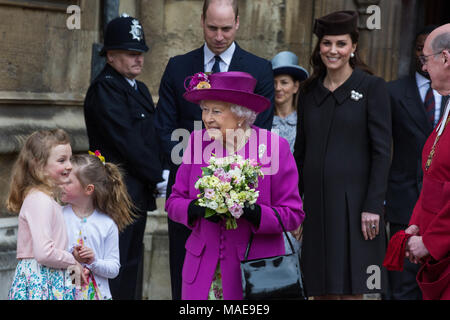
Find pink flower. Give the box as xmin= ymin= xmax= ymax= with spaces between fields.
xmin=204 ymin=189 xmax=215 ymax=200
xmin=230 ymin=162 xmax=240 ymax=170
xmin=213 ymin=168 xmax=226 ymax=177
xmin=229 ymin=203 xmax=243 ymax=219
xmin=248 ymin=158 xmax=258 ymax=167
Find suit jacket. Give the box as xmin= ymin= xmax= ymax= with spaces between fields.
xmin=385 ymin=76 xmax=434 ymax=225
xmin=83 ymin=64 xmax=163 ymax=212
xmin=166 ymin=126 xmax=304 ymax=299
xmin=155 ymin=43 xmax=275 ymax=160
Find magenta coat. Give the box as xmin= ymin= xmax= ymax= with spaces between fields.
xmin=166 ymin=126 xmax=305 ymax=300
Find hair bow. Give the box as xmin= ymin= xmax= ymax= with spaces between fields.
xmin=88 ymin=150 xmax=106 ymax=165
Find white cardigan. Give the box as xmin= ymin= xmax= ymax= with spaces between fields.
xmin=63 ymin=206 xmax=120 ymax=300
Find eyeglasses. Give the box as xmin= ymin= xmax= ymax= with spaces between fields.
xmin=419 ymin=51 xmax=443 ymax=65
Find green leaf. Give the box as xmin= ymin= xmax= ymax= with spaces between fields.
xmin=204 ymin=208 xmax=216 ymax=218
xmin=201 ymin=167 xmax=213 ymax=176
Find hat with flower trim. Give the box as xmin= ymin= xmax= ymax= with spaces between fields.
xmin=183 ymin=71 xmax=270 ymax=113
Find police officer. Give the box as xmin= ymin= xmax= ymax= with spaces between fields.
xmin=83 ymin=14 xmax=163 ymax=300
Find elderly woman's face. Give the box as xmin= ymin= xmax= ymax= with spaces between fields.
xmin=201 ymin=100 xmax=243 ymax=141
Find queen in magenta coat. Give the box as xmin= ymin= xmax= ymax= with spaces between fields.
xmin=166 ymin=71 xmax=304 ymax=300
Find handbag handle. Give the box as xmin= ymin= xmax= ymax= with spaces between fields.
xmin=244 ymin=207 xmax=296 ymax=260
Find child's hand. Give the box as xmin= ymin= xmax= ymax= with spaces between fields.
xmin=78 ymin=246 xmax=95 ymax=265
xmin=83 ymin=267 xmax=91 ymax=278
xmin=72 ymin=246 xmax=86 ymax=264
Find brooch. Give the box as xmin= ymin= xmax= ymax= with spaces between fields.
xmin=350 ymin=90 xmax=363 ymax=101
xmin=258 ymin=144 xmax=266 ymax=160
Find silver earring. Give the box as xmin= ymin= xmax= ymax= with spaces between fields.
xmin=350 ymin=52 xmax=355 ymax=58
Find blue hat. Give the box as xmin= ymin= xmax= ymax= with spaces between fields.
xmin=100 ymin=14 xmax=149 ymax=56
xmin=271 ymin=51 xmax=309 ymax=81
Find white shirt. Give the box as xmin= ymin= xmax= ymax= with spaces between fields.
xmin=416 ymin=72 xmax=443 ymax=125
xmin=63 ymin=206 xmax=120 ymax=300
xmin=124 ymin=77 xmax=137 ymax=89
xmin=204 ymin=42 xmax=236 ymax=73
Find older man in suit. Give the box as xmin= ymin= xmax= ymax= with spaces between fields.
xmin=84 ymin=15 xmax=163 ymax=299
xmin=385 ymin=25 xmax=450 ymax=300
xmin=155 ymin=0 xmax=275 ymax=300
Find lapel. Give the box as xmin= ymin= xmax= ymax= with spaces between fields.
xmin=312 ymin=67 xmax=365 ymax=106
xmin=104 ymin=64 xmax=154 ymax=113
xmin=192 ymin=45 xmax=205 ymax=74
xmin=229 ymin=42 xmax=243 ymax=71
xmin=400 ymin=76 xmax=432 ymax=135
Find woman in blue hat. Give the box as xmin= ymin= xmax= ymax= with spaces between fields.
xmin=271 ymin=51 xmax=309 ymax=154
xmin=271 ymin=51 xmax=309 ymax=253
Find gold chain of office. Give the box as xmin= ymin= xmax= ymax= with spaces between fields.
xmin=425 ymin=114 xmax=450 ymax=171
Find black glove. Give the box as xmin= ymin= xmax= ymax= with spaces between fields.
xmin=241 ymin=204 xmax=262 ymax=228
xmin=187 ymin=199 xmax=221 ymax=226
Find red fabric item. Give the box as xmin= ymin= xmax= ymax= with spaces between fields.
xmin=416 ymin=255 xmax=450 ymax=300
xmin=383 ymin=230 xmax=413 ymax=271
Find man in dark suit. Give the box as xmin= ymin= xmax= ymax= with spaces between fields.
xmin=83 ymin=14 xmax=163 ymax=300
xmin=385 ymin=25 xmax=448 ymax=300
xmin=155 ymin=0 xmax=275 ymax=300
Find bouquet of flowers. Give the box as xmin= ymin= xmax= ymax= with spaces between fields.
xmin=194 ymin=154 xmax=264 ymax=229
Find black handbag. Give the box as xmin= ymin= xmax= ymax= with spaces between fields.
xmin=240 ymin=207 xmax=307 ymax=300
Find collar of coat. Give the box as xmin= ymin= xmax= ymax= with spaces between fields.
xmin=313 ymin=67 xmax=366 ymax=106
xmin=100 ymin=63 xmax=155 ymax=113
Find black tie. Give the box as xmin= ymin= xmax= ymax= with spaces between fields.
xmin=212 ymin=55 xmax=221 ymax=73
xmin=424 ymin=83 xmax=436 ymax=127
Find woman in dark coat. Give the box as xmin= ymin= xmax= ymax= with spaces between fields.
xmin=293 ymin=10 xmax=392 ymax=299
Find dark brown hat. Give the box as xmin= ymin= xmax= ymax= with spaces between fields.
xmin=313 ymin=10 xmax=358 ymax=38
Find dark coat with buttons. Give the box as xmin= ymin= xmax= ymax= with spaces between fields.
xmin=83 ymin=63 xmax=163 ymax=212
xmin=294 ymin=67 xmax=392 ymax=296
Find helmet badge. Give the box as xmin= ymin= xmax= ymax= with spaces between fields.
xmin=129 ymin=19 xmax=143 ymax=41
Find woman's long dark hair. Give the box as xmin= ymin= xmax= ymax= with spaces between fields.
xmin=300 ymin=31 xmax=373 ymax=93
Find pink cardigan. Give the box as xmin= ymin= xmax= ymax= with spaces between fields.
xmin=16 ymin=190 xmax=76 ymax=269
xmin=166 ymin=127 xmax=305 ymax=299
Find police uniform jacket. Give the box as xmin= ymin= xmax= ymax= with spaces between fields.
xmin=84 ymin=63 xmax=163 ymax=212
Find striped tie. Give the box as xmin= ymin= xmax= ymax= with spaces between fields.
xmin=424 ymin=83 xmax=435 ymax=127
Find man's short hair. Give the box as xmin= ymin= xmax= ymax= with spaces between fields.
xmin=431 ymin=31 xmax=450 ymax=53
xmin=202 ymin=0 xmax=239 ymax=21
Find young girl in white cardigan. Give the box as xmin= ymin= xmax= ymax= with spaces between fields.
xmin=61 ymin=152 xmax=135 ymax=300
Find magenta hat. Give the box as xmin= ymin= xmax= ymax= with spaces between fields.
xmin=183 ymin=71 xmax=270 ymax=113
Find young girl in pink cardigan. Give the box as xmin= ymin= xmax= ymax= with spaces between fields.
xmin=6 ymin=129 xmax=86 ymax=300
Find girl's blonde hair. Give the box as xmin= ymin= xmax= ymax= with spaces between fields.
xmin=70 ymin=154 xmax=135 ymax=232
xmin=6 ymin=129 xmax=71 ymax=213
